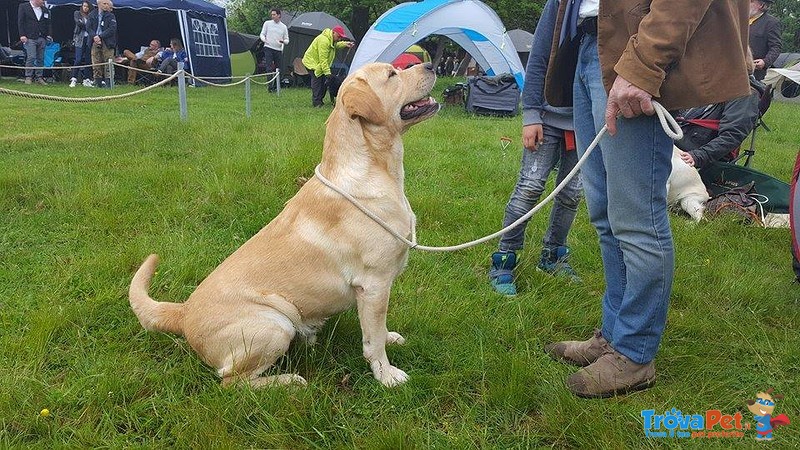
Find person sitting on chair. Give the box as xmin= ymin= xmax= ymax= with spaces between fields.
xmin=155 ymin=37 xmax=188 ymax=75
xmin=122 ymin=39 xmax=162 ymax=84
xmin=675 ymin=56 xmax=764 ymax=171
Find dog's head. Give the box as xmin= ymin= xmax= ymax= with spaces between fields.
xmin=746 ymin=389 xmax=783 ymax=417
xmin=337 ymin=62 xmax=439 ymax=132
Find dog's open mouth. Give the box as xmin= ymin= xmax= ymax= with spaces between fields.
xmin=400 ymin=96 xmax=440 ymax=120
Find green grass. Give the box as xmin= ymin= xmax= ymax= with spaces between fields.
xmin=1 ymin=76 xmax=798 ymax=448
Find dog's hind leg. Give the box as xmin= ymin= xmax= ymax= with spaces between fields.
xmin=218 ymin=309 xmax=306 ymax=389
xmin=354 ymin=282 xmax=408 ymax=387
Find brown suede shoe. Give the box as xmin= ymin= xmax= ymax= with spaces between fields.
xmin=566 ymin=350 xmax=656 ymax=399
xmin=543 ymin=329 xmax=609 ymax=366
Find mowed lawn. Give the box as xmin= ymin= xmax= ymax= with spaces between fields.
xmin=1 ymin=76 xmax=798 ymax=448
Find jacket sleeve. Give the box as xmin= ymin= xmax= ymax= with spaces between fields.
xmin=763 ymin=17 xmax=782 ymax=69
xmin=17 ymin=5 xmax=27 ymax=38
xmin=689 ymin=93 xmax=758 ymax=169
xmin=522 ymin=0 xmax=558 ymax=127
xmin=283 ymin=25 xmax=289 ymax=44
xmin=259 ymin=21 xmax=268 ymax=43
xmin=614 ymin=0 xmax=715 ymax=98
xmin=99 ymin=13 xmax=116 ymax=40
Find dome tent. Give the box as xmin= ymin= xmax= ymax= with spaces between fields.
xmin=349 ymin=0 xmax=524 ymax=87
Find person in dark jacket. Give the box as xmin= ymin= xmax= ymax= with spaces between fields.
xmin=69 ymin=1 xmax=93 ymax=87
xmin=675 ymin=75 xmax=765 ymax=170
xmin=86 ymin=0 xmax=117 ymax=87
xmin=17 ymin=0 xmax=51 ymax=85
xmin=749 ymin=0 xmax=782 ymax=80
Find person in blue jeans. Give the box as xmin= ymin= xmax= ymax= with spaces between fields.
xmin=542 ymin=0 xmax=751 ymax=398
xmin=488 ymin=0 xmax=582 ymax=296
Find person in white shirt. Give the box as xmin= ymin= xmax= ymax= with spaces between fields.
xmin=259 ymin=8 xmax=289 ymax=92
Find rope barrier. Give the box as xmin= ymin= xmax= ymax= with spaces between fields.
xmin=0 ymin=70 xmax=180 ymax=102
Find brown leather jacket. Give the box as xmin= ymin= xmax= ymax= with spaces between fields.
xmin=545 ymin=0 xmax=751 ymax=111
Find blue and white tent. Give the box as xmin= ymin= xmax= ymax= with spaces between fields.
xmin=47 ymin=0 xmax=231 ymax=79
xmin=350 ymin=0 xmax=524 ymax=87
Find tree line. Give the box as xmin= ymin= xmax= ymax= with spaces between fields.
xmin=227 ymin=0 xmax=800 ymax=54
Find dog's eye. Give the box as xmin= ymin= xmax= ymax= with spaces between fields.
xmin=388 ymin=71 xmax=397 ymax=79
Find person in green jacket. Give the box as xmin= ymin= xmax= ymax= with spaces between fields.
xmin=302 ymin=25 xmax=354 ymax=107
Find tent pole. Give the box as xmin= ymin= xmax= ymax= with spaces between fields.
xmin=178 ymin=62 xmax=188 ymax=121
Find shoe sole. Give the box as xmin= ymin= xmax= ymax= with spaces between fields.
xmin=571 ymin=377 xmax=656 ymax=399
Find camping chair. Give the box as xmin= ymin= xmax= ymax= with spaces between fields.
xmin=292 ymin=57 xmax=309 ymax=87
xmin=42 ymin=42 xmax=63 ymax=82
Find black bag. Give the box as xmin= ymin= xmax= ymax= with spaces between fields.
xmin=465 ymin=74 xmax=520 ymax=116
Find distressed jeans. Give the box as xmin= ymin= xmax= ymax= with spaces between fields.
xmin=573 ymin=34 xmax=674 ymax=364
xmin=497 ymin=128 xmax=583 ymax=253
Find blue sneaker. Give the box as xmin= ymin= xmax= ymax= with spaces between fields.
xmin=489 ymin=251 xmax=517 ymax=296
xmin=538 ymin=246 xmax=581 ymax=283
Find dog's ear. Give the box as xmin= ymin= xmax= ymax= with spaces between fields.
xmin=341 ymin=77 xmax=388 ymax=125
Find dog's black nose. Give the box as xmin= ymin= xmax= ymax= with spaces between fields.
xmin=423 ymin=62 xmax=434 ymax=72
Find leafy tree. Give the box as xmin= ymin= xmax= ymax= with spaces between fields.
xmin=773 ymin=0 xmax=800 ymax=52
xmin=227 ymin=0 xmax=546 ymax=39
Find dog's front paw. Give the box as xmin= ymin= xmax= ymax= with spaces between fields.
xmin=372 ymin=362 xmax=409 ymax=387
xmin=387 ymin=332 xmax=406 ymax=345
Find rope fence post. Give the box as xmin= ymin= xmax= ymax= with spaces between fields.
xmin=276 ymin=68 xmax=280 ymax=96
xmin=177 ymin=63 xmax=188 ymax=121
xmin=107 ymin=58 xmax=114 ymax=89
xmin=245 ymin=74 xmax=251 ymax=118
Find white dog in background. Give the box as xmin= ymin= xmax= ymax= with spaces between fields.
xmin=667 ymin=146 xmax=710 ymax=222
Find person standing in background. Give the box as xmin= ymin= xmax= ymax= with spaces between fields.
xmin=17 ymin=0 xmax=51 ymax=85
xmin=87 ymin=0 xmax=117 ymax=88
xmin=69 ymin=1 xmax=93 ymax=88
xmin=259 ymin=8 xmax=289 ymax=92
xmin=302 ymin=25 xmax=354 ymax=107
xmin=749 ymin=0 xmax=782 ymax=80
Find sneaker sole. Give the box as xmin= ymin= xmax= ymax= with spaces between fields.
xmin=571 ymin=377 xmax=656 ymax=399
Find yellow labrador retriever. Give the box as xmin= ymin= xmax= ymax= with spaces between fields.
xmin=129 ymin=62 xmax=439 ymax=388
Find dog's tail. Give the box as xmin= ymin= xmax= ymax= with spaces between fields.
xmin=129 ymin=254 xmax=185 ymax=336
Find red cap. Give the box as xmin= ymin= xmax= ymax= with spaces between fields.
xmin=332 ymin=25 xmax=347 ymax=38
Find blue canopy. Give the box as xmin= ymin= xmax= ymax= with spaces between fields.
xmin=47 ymin=0 xmax=230 ymax=79
xmin=47 ymin=0 xmax=225 ymax=17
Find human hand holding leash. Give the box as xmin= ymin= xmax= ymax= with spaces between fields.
xmin=523 ymin=124 xmax=543 ymax=151
xmin=605 ymin=75 xmax=655 ymax=135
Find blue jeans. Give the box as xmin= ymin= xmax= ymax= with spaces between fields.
xmin=497 ymin=128 xmax=583 ymax=252
xmin=573 ymin=34 xmax=674 ymax=364
xmin=23 ymin=37 xmax=46 ymax=79
xmin=71 ymin=39 xmax=92 ymax=80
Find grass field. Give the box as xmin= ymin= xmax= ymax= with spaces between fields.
xmin=1 ymin=75 xmax=798 ymax=448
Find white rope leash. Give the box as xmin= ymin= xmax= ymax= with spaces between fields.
xmin=316 ymin=101 xmax=683 ymax=253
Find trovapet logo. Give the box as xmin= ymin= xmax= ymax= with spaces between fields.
xmin=641 ymin=408 xmax=747 ymax=439
xmin=642 ymin=388 xmax=791 ymax=440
